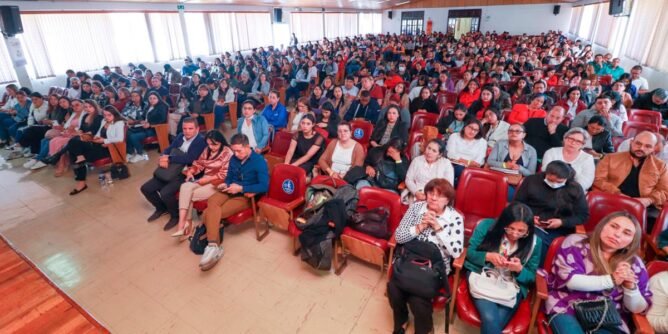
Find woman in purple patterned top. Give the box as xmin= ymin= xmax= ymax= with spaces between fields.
xmin=545 ymin=211 xmax=652 ymax=333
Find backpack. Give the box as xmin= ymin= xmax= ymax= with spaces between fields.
xmin=349 ymin=206 xmax=390 ymax=239
xmin=189 ymin=224 xmax=224 ymax=255
xmin=332 ymin=184 xmax=359 ymax=219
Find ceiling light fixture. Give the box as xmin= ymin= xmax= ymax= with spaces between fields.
xmin=395 ymin=0 xmax=410 ymax=5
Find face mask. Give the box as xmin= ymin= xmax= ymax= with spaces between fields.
xmin=544 ymin=178 xmax=566 ymax=189
xmin=399 ymin=66 xmax=406 ymax=72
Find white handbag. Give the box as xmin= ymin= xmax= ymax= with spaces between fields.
xmin=468 ymin=268 xmax=520 ymax=308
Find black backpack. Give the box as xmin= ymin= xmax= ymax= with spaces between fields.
xmin=189 ymin=224 xmax=224 ymax=255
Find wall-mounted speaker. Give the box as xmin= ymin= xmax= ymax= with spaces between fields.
xmin=0 ymin=6 xmax=23 ymax=37
xmin=388 ymin=10 xmax=393 ymax=19
xmin=273 ymin=8 xmax=283 ymax=23
xmin=609 ymin=0 xmax=625 ymax=15
xmin=553 ymin=5 xmax=561 ymax=15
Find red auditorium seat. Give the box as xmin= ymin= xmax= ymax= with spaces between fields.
xmin=350 ymin=119 xmax=373 ymax=147
xmin=257 ymin=164 xmax=307 ymax=236
xmin=192 ymin=193 xmax=262 ymax=240
xmin=334 ymin=187 xmax=402 ymax=275
xmin=629 ymin=109 xmax=663 ymax=126
xmin=142 ymin=123 xmax=170 ymax=152
xmin=580 ymin=191 xmax=646 ymax=234
xmin=623 ymin=121 xmax=659 ymax=138
xmin=454 ymin=168 xmax=508 ymax=238
xmin=644 ymin=204 xmax=668 ymax=261
xmin=410 ymin=111 xmax=440 ymax=132
xmin=265 ymin=130 xmax=294 ymax=172
xmin=598 ymin=74 xmax=613 ymax=86
xmin=405 ymin=131 xmax=423 ymax=159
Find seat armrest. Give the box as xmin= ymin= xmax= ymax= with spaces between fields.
xmin=631 ymin=313 xmax=654 ymax=334
xmin=388 ymin=234 xmax=397 ymax=249
xmin=536 ymin=270 xmax=549 ymax=300
xmin=575 ymin=225 xmax=586 ymax=234
xmin=397 ymin=182 xmax=406 ymax=191
xmin=245 ymin=193 xmax=257 ymax=198
xmin=284 ymin=197 xmax=305 ymax=211
xmin=453 ymin=248 xmax=467 ymax=269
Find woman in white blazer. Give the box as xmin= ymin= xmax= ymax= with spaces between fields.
xmin=67 ymin=105 xmax=125 ymax=195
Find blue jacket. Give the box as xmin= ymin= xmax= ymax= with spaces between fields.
xmin=163 ymin=133 xmax=207 ymax=165
xmin=225 ymin=150 xmax=269 ymax=194
xmin=13 ymin=100 xmax=32 ymax=123
xmin=236 ymin=115 xmax=270 ymax=150
xmin=344 ymin=99 xmax=381 ymax=124
xmin=261 ymin=103 xmax=288 ymax=129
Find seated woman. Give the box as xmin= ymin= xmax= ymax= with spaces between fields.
xmin=382 ymin=81 xmax=410 ymax=110
xmin=308 ymin=86 xmax=327 ymax=110
xmin=369 ymin=105 xmax=408 ymax=149
xmin=316 ymin=101 xmax=340 ymax=138
xmin=446 ymin=119 xmax=487 ymax=184
xmin=402 ymin=139 xmax=454 ymax=205
xmin=542 ymin=128 xmax=595 ymax=190
xmin=388 ymin=178 xmax=464 ymax=334
xmin=648 ymin=268 xmax=668 ymax=333
xmin=545 ymin=212 xmax=651 ymax=334
xmin=481 ymin=107 xmax=510 ymax=148
xmin=464 ymin=202 xmax=541 ymax=334
xmin=356 ymin=137 xmax=408 ymax=192
xmin=458 ymin=79 xmax=481 ymax=108
xmin=212 ymin=79 xmax=236 ymax=129
xmin=286 ymin=64 xmax=310 ymax=103
xmin=556 ymin=87 xmax=586 ymax=121
xmin=178 ymin=84 xmax=214 ymax=133
xmin=468 ymin=86 xmax=499 ymax=120
xmin=67 ymin=106 xmax=125 ymax=195
xmin=127 ymin=91 xmax=168 ymax=163
xmin=506 ymin=94 xmax=547 ymax=125
xmin=487 ymin=123 xmax=538 ymax=177
xmin=289 ymin=97 xmax=312 ymax=133
xmin=236 ymin=100 xmax=270 ymax=153
xmin=173 ymin=130 xmax=233 ymax=240
xmin=284 ymin=114 xmax=325 ymax=175
xmin=508 ymin=77 xmax=532 ymax=104
xmin=436 ymin=103 xmax=470 ymax=137
xmin=583 ymin=115 xmax=614 ymax=160
xmin=409 ymin=87 xmax=438 ymax=114
xmin=514 ymin=161 xmax=589 ymax=263
xmin=318 ymin=122 xmax=365 ymax=180
xmin=329 ymin=86 xmax=350 ymax=118
xmin=250 ymin=72 xmax=270 ymax=100
xmin=22 ymin=94 xmax=69 ymax=170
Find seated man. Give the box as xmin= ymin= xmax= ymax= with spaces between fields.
xmin=524 ymin=106 xmax=569 ymax=160
xmin=632 ymin=88 xmax=668 ymax=124
xmin=617 ymin=132 xmax=668 ymax=163
xmin=593 ymin=131 xmax=668 ymax=229
xmin=199 ymin=133 xmax=269 ymax=271
xmin=344 ymin=90 xmax=380 ymax=124
xmin=260 ymin=90 xmax=288 ymax=131
xmin=140 ymin=118 xmax=207 ymax=230
xmin=571 ymin=93 xmax=623 ymax=137
xmin=517 ymin=80 xmax=555 ymax=110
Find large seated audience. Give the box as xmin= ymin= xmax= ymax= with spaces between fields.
xmin=3 ymin=29 xmax=668 ymax=334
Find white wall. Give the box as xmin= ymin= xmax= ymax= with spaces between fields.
xmin=381 ymin=3 xmax=573 ymax=35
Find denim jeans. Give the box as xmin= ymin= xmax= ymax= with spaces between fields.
xmin=0 ymin=113 xmax=16 ymax=141
xmin=473 ymin=295 xmax=519 ymax=334
xmin=214 ymin=105 xmax=229 ymax=129
xmin=37 ymin=138 xmax=50 ymax=160
xmin=549 ymin=313 xmax=620 ymax=334
xmin=127 ymin=128 xmax=156 ymax=155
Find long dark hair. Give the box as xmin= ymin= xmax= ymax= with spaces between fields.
xmin=544 ymin=160 xmax=582 ymax=217
xmin=204 ymin=130 xmax=229 ymax=160
xmin=477 ymin=202 xmax=536 ymax=262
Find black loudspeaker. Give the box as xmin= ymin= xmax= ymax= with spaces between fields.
xmin=274 ymin=8 xmax=283 ymax=23
xmin=0 ymin=6 xmax=22 ymax=37
xmin=388 ymin=10 xmax=393 ymax=19
xmin=553 ymin=5 xmax=561 ymax=15
xmin=609 ymin=0 xmax=624 ymax=15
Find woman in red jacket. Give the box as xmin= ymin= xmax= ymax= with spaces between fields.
xmin=556 ymin=86 xmax=587 ymax=122
xmin=506 ymin=93 xmax=547 ymax=124
xmin=458 ymin=79 xmax=481 ymax=108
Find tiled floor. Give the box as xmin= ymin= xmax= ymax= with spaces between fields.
xmin=0 ymin=147 xmax=479 ymax=333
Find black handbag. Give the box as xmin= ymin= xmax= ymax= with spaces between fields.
xmin=573 ymin=298 xmax=623 ymax=333
xmin=110 ymin=163 xmax=130 ymax=180
xmin=348 ymin=206 xmax=390 ymax=239
xmin=153 ymin=149 xmax=186 ymax=182
xmin=189 ymin=224 xmax=225 ymax=255
xmin=391 ymin=238 xmax=446 ymax=299
xmin=343 ymin=166 xmax=367 ymax=184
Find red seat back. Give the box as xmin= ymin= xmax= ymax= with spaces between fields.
xmin=405 ymin=131 xmax=423 ymax=159
xmin=647 ymin=261 xmax=668 ymax=278
xmin=350 ymin=120 xmax=373 ymax=147
xmin=266 ymin=164 xmax=307 ymax=204
xmin=650 ymin=204 xmax=668 ymax=246
xmin=410 ymin=111 xmax=440 ymax=132
xmin=270 ymin=130 xmax=294 ymax=157
xmin=544 ymin=236 xmax=566 ymax=270
xmin=629 ymin=109 xmax=662 ymax=126
xmin=585 ymin=191 xmax=647 ymax=233
xmin=599 ymin=75 xmax=612 ymax=86
xmin=622 ymin=121 xmax=659 ymax=138
xmin=454 ymin=168 xmax=508 ymax=235
xmin=358 ymin=187 xmax=403 ymax=235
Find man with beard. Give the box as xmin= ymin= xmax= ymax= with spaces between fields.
xmin=66 ymin=77 xmax=81 ymax=99
xmin=593 ymin=131 xmax=668 ymax=229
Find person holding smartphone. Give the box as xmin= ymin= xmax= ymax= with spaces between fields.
xmin=514 ymin=160 xmax=589 ymax=265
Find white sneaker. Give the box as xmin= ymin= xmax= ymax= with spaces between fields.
xmin=126 ymin=154 xmax=136 ymax=163
xmin=22 ymin=148 xmax=34 ymax=158
xmin=30 ymin=161 xmax=47 ymax=170
xmin=137 ymin=153 xmax=149 ymax=162
xmin=199 ymin=243 xmax=223 ymax=271
xmin=23 ymin=159 xmax=37 ymax=168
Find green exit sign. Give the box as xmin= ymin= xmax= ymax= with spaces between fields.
xmin=177 ymin=4 xmax=185 ymax=10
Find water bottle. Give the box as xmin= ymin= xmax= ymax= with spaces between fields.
xmin=98 ymin=172 xmax=109 ymax=192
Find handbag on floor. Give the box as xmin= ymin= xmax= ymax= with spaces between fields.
xmin=189 ymin=224 xmax=225 ymax=255
xmin=153 ymin=149 xmax=185 ymax=182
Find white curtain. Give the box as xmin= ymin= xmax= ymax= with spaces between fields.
xmin=624 ymin=0 xmax=663 ymax=62
xmin=645 ymin=2 xmax=668 ymax=71
xmin=0 ymin=38 xmax=17 ymax=84
xmin=324 ymin=13 xmax=359 ymax=39
xmin=577 ymin=4 xmax=599 ymax=41
xmin=272 ymin=23 xmax=291 ymax=50
xmin=594 ymin=3 xmax=614 ymax=47
xmin=184 ymin=13 xmax=211 ymax=57
xmin=148 ymin=13 xmax=187 ymax=61
xmin=290 ymin=13 xmax=324 ymax=42
xmin=235 ymin=13 xmax=273 ymax=50
xmin=210 ymin=13 xmax=235 ymax=54
xmin=359 ymin=13 xmax=382 ymax=35
xmin=108 ymin=13 xmax=154 ymax=65
xmin=569 ymin=7 xmax=582 ymax=34
xmin=18 ymin=15 xmax=52 ymax=78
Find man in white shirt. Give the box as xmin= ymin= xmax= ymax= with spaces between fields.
xmin=66 ymin=77 xmax=81 ymax=99
xmin=630 ymin=65 xmax=650 ymax=93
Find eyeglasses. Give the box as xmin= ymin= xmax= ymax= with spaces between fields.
xmin=504 ymin=227 xmax=528 ymax=238
xmin=565 ymin=137 xmax=585 ymax=145
xmin=466 ymin=126 xmax=480 ymax=132
xmin=508 ymin=129 xmax=524 ymax=134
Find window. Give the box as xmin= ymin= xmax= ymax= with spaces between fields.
xmin=400 ymin=11 xmax=424 ymax=35
xmin=148 ymin=13 xmax=187 ymax=61
xmin=235 ymin=13 xmax=273 ymax=50
xmin=577 ymin=4 xmax=599 ymax=41
xmin=569 ymin=6 xmax=583 ymax=34
xmin=358 ymin=13 xmax=382 ymax=35
xmin=184 ymin=13 xmax=211 ymax=57
xmin=643 ymin=1 xmax=668 ymax=70
xmin=272 ymin=23 xmax=291 ymax=49
xmin=0 ymin=38 xmax=17 ymax=84
xmin=209 ymin=13 xmax=235 ymax=54
xmin=624 ymin=0 xmax=663 ymax=62
xmin=447 ymin=18 xmax=456 ymax=34
xmin=324 ymin=13 xmax=358 ymax=39
xmin=290 ymin=13 xmax=324 ymax=43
